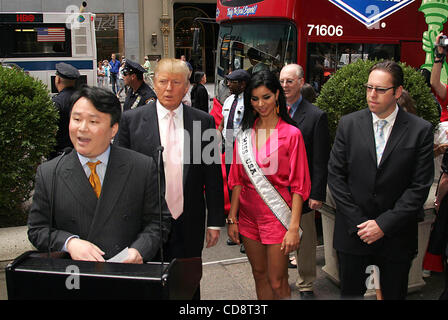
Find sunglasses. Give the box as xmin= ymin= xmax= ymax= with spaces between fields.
xmin=364 ymin=84 xmax=395 ymax=94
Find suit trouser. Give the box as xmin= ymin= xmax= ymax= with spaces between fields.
xmin=337 ymin=251 xmax=412 ymax=300
xmin=294 ymin=211 xmax=317 ymax=291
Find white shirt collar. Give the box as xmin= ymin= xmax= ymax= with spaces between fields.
xmin=372 ymin=104 xmax=399 ymax=125
xmin=156 ymin=100 xmax=183 ymax=120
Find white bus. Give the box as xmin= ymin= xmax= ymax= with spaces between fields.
xmin=0 ymin=11 xmax=97 ymax=93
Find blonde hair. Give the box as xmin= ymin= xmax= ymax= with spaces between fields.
xmin=154 ymin=58 xmax=190 ymax=84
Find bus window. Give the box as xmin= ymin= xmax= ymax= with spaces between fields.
xmin=307 ymin=43 xmax=399 ymax=93
xmin=1 ymin=24 xmax=70 ymax=57
xmin=216 ymin=21 xmax=297 ymax=102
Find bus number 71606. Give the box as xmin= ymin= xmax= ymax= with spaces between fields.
xmin=307 ymin=24 xmax=344 ymax=37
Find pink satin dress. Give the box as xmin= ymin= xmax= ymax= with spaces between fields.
xmin=228 ymin=118 xmax=311 ymax=244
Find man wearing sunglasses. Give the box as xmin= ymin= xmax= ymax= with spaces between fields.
xmin=122 ymin=59 xmax=156 ymax=112
xmin=328 ymin=60 xmax=434 ymax=300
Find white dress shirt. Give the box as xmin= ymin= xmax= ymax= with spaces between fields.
xmin=372 ymin=105 xmax=399 ymax=164
xmin=156 ymin=100 xmax=220 ymax=230
xmin=156 ymin=100 xmax=184 ymax=167
xmin=222 ymin=92 xmax=245 ymax=141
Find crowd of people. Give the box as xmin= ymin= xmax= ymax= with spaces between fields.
xmin=29 ymin=33 xmax=448 ymax=300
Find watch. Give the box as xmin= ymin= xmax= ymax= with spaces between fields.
xmin=225 ymin=217 xmax=238 ymax=224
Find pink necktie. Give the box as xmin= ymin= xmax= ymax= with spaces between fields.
xmin=164 ymin=111 xmax=183 ymax=219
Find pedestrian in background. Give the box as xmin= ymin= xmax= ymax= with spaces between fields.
xmin=97 ymin=61 xmax=105 ymax=87
xmin=103 ymin=60 xmax=110 ymax=89
xmin=280 ymin=64 xmax=330 ymax=299
xmin=116 ymin=61 xmax=125 ymax=98
xmin=301 ymin=83 xmax=317 ymax=104
xmin=109 ymin=53 xmax=121 ymax=94
xmin=191 ymin=71 xmax=209 ymax=113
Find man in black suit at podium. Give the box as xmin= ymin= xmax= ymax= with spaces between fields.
xmin=27 ymin=86 xmax=171 ymax=263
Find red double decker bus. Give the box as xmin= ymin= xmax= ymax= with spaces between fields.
xmin=214 ymin=0 xmax=433 ymax=100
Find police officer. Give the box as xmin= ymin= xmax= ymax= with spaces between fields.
xmin=122 ymin=59 xmax=157 ymax=112
xmin=50 ymin=62 xmax=80 ymax=159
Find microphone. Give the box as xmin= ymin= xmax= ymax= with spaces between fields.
xmin=156 ymin=146 xmax=165 ymax=282
xmin=48 ymin=147 xmax=72 ymax=257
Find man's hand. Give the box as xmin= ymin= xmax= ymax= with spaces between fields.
xmin=123 ymin=248 xmax=143 ymax=264
xmin=357 ymin=220 xmax=384 ymax=245
xmin=205 ymin=229 xmax=220 ymax=248
xmin=67 ymin=238 xmax=105 ymax=262
xmin=309 ymin=199 xmax=323 ymax=210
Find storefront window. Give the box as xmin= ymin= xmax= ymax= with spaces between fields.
xmin=95 ymin=13 xmax=124 ymax=62
xmin=307 ymin=43 xmax=399 ymax=93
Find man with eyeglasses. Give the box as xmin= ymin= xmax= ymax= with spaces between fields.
xmin=328 ymin=60 xmax=434 ymax=300
xmin=279 ymin=64 xmax=330 ymax=300
xmin=122 ymin=59 xmax=156 ymax=112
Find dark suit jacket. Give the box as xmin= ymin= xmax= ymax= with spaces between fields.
xmin=191 ymin=84 xmax=209 ymax=113
xmin=328 ymin=107 xmax=434 ymax=262
xmin=52 ymin=87 xmax=76 ymax=156
xmin=115 ymin=101 xmax=225 ymax=259
xmin=27 ymin=145 xmax=171 ymax=261
xmin=291 ymin=98 xmax=330 ymax=213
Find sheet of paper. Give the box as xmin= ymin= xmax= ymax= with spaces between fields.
xmin=106 ymin=247 xmax=129 ymax=263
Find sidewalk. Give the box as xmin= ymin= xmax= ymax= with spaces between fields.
xmin=200 ymin=230 xmax=446 ymax=300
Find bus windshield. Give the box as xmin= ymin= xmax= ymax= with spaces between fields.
xmin=215 ymin=21 xmax=296 ymax=103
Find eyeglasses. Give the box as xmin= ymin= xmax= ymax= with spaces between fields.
xmin=364 ymin=84 xmax=395 ymax=94
xmin=279 ymin=78 xmax=301 ymax=86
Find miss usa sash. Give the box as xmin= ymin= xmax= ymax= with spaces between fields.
xmin=238 ymin=129 xmax=303 ymax=237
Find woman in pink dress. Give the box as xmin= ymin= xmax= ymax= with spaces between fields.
xmin=227 ymin=70 xmax=311 ymax=299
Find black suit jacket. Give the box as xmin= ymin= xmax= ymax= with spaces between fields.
xmin=291 ymin=98 xmax=330 ymax=213
xmin=27 ymin=145 xmax=171 ymax=261
xmin=328 ymin=107 xmax=434 ymax=262
xmin=52 ymin=87 xmax=76 ymax=155
xmin=191 ymin=84 xmax=209 ymax=113
xmin=115 ymin=101 xmax=225 ymax=258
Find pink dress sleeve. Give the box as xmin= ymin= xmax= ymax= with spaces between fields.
xmin=288 ymin=130 xmax=311 ymax=201
xmin=228 ymin=138 xmax=243 ymax=190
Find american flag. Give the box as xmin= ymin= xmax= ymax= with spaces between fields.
xmin=37 ymin=27 xmax=65 ymax=42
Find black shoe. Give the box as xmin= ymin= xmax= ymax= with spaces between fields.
xmin=240 ymin=244 xmax=246 ymax=254
xmin=299 ymin=291 xmax=314 ymax=300
xmin=226 ymin=238 xmax=237 ymax=246
xmin=288 ymin=261 xmax=297 ymax=269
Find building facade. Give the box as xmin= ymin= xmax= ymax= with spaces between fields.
xmin=1 ymin=0 xmax=217 ymax=79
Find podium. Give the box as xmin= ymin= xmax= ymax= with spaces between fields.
xmin=5 ymin=251 xmax=202 ymax=300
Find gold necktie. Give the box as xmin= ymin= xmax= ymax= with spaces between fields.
xmin=87 ymin=161 xmax=101 ymax=198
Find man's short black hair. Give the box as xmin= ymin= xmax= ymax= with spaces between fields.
xmin=70 ymin=85 xmax=122 ymax=126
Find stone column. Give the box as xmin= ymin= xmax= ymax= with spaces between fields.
xmin=160 ymin=0 xmax=171 ymax=58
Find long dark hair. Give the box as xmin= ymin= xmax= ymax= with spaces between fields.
xmin=241 ymin=70 xmax=297 ymax=131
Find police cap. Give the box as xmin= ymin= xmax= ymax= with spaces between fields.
xmin=123 ymin=59 xmax=146 ymax=75
xmin=55 ymin=62 xmax=80 ymax=80
xmin=225 ymin=69 xmax=250 ymax=83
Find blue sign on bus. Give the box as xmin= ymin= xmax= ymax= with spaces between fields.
xmin=329 ymin=0 xmax=415 ymax=27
